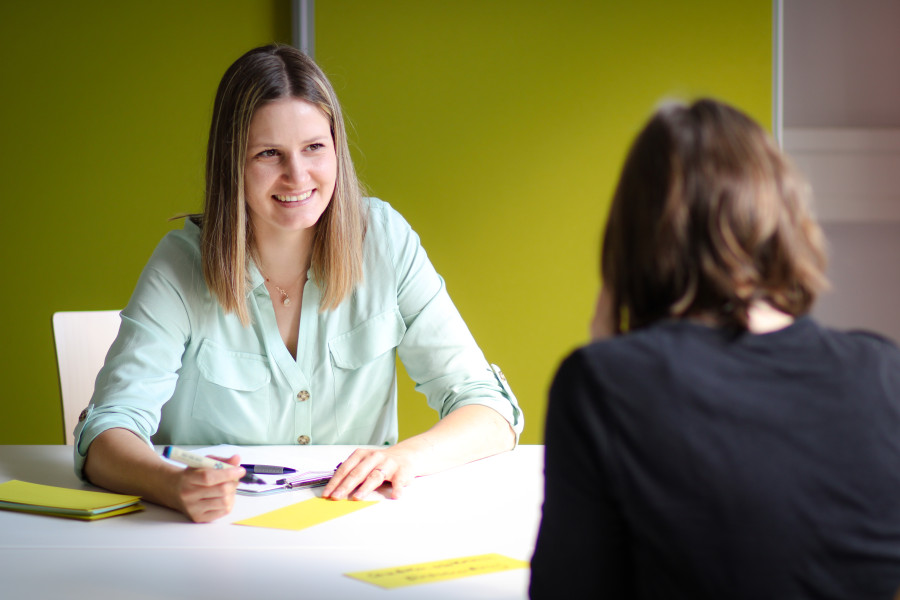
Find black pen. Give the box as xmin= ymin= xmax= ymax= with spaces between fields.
xmin=240 ymin=464 xmax=297 ymax=475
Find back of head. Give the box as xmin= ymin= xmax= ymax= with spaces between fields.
xmin=601 ymin=98 xmax=828 ymax=332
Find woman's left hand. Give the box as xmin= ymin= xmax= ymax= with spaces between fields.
xmin=322 ymin=447 xmax=417 ymax=500
xmin=322 ymin=405 xmax=515 ymax=501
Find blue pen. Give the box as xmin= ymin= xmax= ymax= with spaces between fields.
xmin=240 ymin=464 xmax=297 ymax=475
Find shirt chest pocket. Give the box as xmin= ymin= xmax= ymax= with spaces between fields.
xmin=192 ymin=339 xmax=272 ymax=440
xmin=328 ymin=308 xmax=407 ymax=370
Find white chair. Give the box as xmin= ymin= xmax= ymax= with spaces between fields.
xmin=52 ymin=310 xmax=121 ymax=445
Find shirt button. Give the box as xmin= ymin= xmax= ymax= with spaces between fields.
xmin=297 ymin=390 xmax=310 ymax=402
xmin=297 ymin=435 xmax=310 ymax=445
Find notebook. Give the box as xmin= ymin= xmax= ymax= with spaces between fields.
xmin=0 ymin=480 xmax=143 ymax=520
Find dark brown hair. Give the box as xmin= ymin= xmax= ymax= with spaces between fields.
xmin=601 ymin=98 xmax=828 ymax=333
xmin=202 ymin=44 xmax=365 ymax=324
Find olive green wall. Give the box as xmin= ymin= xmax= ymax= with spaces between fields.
xmin=315 ymin=1 xmax=773 ymax=444
xmin=0 ymin=1 xmax=291 ymax=443
xmin=0 ymin=1 xmax=771 ymax=445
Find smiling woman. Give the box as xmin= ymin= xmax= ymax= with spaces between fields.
xmin=71 ymin=44 xmax=523 ymax=523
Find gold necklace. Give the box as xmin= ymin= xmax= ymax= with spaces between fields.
xmin=258 ymin=267 xmax=305 ymax=307
xmin=272 ymin=281 xmax=293 ymax=306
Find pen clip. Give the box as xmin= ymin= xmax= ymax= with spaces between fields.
xmin=285 ymin=476 xmax=330 ymax=490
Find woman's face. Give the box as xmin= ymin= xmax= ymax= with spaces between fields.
xmin=244 ymin=98 xmax=337 ymax=240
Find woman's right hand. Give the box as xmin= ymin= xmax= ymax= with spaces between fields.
xmin=172 ymin=454 xmax=245 ymax=523
xmin=83 ymin=429 xmax=244 ymax=523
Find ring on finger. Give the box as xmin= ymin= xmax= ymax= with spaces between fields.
xmin=371 ymin=468 xmax=385 ymax=478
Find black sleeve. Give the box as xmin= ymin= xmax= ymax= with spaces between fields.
xmin=530 ymin=349 xmax=634 ymax=598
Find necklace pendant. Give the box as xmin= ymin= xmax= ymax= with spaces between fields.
xmin=283 ymin=297 xmax=291 ymax=306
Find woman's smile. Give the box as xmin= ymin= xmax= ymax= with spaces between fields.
xmin=274 ymin=190 xmax=314 ymax=204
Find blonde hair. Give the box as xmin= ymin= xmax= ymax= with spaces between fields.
xmin=601 ymin=98 xmax=828 ymax=332
xmin=202 ymin=44 xmax=365 ymax=325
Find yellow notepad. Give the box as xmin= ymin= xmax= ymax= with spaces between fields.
xmin=346 ymin=553 xmax=530 ymax=589
xmin=234 ymin=496 xmax=377 ymax=531
xmin=0 ymin=480 xmax=143 ymax=520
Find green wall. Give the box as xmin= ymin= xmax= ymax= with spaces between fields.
xmin=0 ymin=1 xmax=290 ymax=443
xmin=316 ymin=1 xmax=773 ymax=444
xmin=0 ymin=0 xmax=771 ymax=445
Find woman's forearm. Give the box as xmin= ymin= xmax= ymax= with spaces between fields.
xmin=395 ymin=404 xmax=516 ymax=476
xmin=83 ymin=428 xmax=183 ymax=509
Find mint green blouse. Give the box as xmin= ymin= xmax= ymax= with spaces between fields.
xmin=74 ymin=198 xmax=523 ymax=476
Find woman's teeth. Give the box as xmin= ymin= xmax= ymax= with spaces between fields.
xmin=274 ymin=191 xmax=313 ymax=203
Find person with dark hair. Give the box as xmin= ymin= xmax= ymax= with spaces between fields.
xmin=74 ymin=44 xmax=522 ymax=522
xmin=530 ymin=98 xmax=900 ymax=598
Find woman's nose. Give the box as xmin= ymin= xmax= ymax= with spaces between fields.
xmin=283 ymin=153 xmax=308 ymax=183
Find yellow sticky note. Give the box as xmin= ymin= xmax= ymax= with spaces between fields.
xmin=346 ymin=553 xmax=530 ymax=589
xmin=234 ymin=496 xmax=377 ymax=531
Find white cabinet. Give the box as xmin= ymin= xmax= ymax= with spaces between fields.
xmin=783 ymin=127 xmax=900 ymax=222
xmin=782 ymin=0 xmax=900 ymax=342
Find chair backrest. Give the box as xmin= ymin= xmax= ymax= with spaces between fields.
xmin=52 ymin=310 xmax=122 ymax=445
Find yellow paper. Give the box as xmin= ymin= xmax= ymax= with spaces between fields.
xmin=234 ymin=496 xmax=377 ymax=531
xmin=0 ymin=480 xmax=142 ymax=518
xmin=345 ymin=553 xmax=530 ymax=589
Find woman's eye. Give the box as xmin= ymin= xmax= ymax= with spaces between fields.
xmin=306 ymin=143 xmax=325 ymax=152
xmin=257 ymin=149 xmax=279 ymax=158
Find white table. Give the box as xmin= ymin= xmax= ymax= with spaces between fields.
xmin=0 ymin=445 xmax=543 ymax=600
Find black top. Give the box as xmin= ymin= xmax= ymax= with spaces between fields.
xmin=531 ymin=317 xmax=900 ymax=599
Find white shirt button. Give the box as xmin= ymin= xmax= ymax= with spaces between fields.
xmin=297 ymin=390 xmax=310 ymax=402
